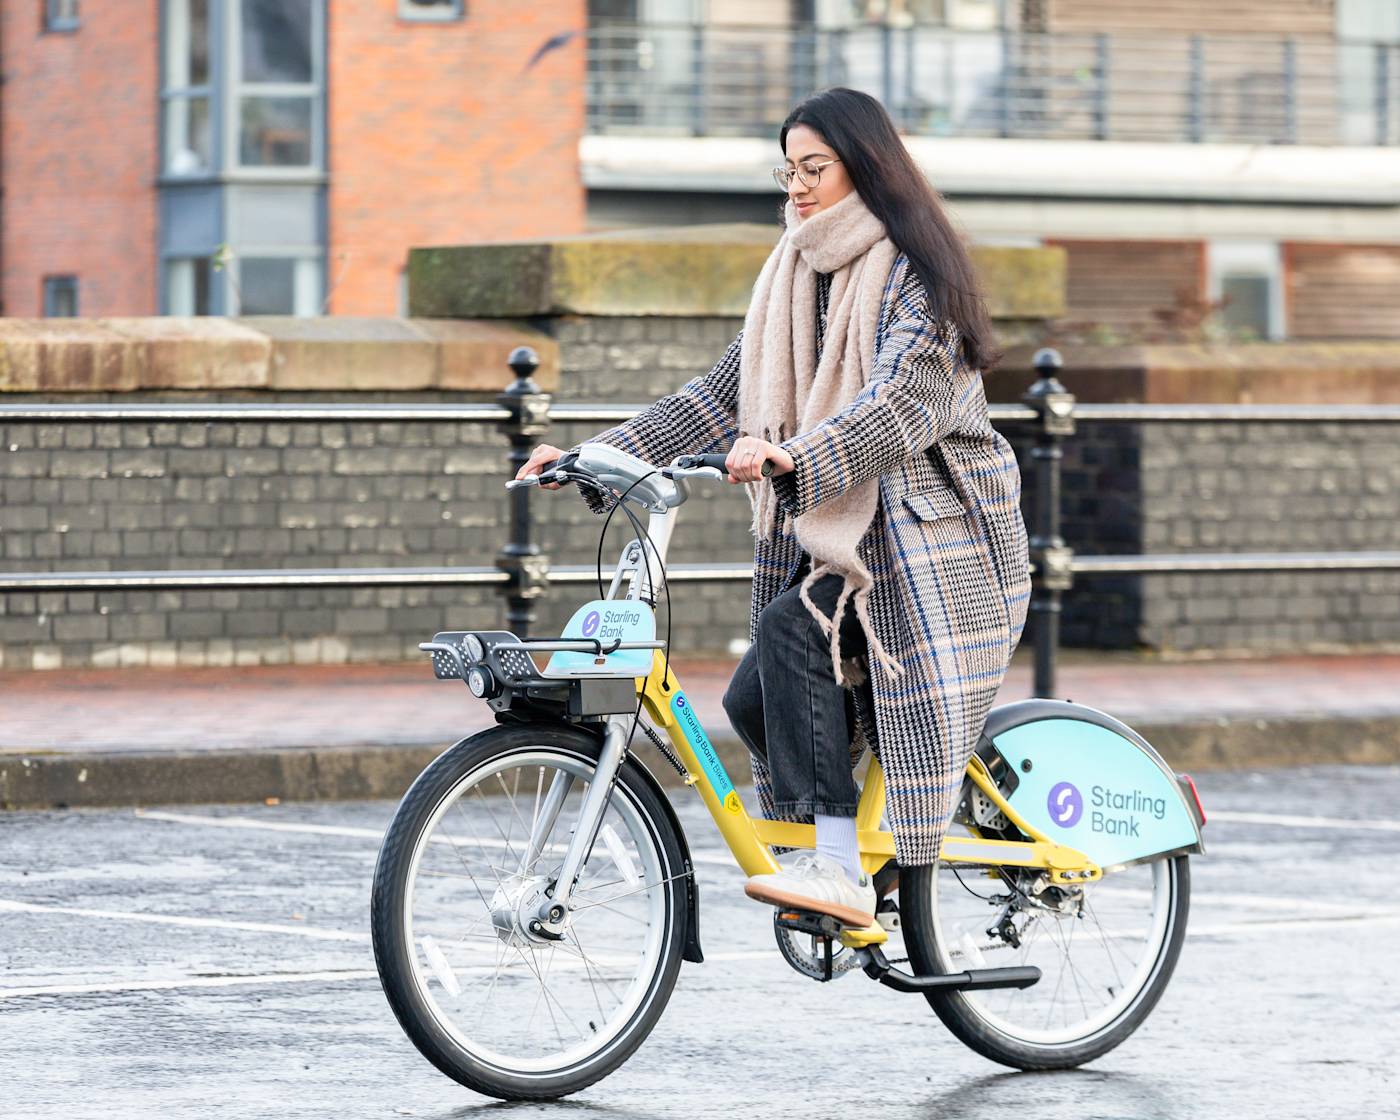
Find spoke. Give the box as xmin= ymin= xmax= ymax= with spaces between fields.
xmin=496 ymin=769 xmax=536 ymax=861
xmin=570 ymin=869 xmax=688 ymax=913
xmin=446 ymin=797 xmax=507 ymax=892
xmin=470 ymin=785 xmax=525 ymax=872
xmin=1082 ymin=896 xmax=1132 ymax=989
xmin=473 ymin=937 xmax=510 ymax=1032
xmin=568 ymin=925 xmax=615 ymax=1024
xmin=531 ymin=765 xmax=545 ymax=843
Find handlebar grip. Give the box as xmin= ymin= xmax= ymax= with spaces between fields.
xmin=682 ymin=453 xmax=773 ymax=478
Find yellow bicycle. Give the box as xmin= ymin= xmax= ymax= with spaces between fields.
xmin=371 ymin=443 xmax=1207 ymax=1100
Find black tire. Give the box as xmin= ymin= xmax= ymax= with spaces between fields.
xmin=901 ymin=854 xmax=1191 ymax=1070
xmin=371 ymin=723 xmax=689 ymax=1100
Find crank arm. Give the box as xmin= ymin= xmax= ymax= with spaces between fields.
xmin=857 ymin=945 xmax=1040 ymax=993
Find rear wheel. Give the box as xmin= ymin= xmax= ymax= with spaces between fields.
xmin=371 ymin=724 xmax=689 ymax=1100
xmin=901 ymin=804 xmax=1190 ymax=1069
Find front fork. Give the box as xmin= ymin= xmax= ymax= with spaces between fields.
xmin=525 ymin=717 xmax=631 ymax=937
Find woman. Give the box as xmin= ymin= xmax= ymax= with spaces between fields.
xmin=517 ymin=87 xmax=1031 ymax=930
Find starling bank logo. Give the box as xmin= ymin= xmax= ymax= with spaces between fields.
xmin=1047 ymin=782 xmax=1084 ymax=828
xmin=581 ymin=610 xmax=600 ymax=638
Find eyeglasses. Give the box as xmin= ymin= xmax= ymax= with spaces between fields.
xmin=771 ymin=158 xmax=841 ymax=191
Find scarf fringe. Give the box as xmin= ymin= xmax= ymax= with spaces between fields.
xmin=798 ymin=563 xmax=906 ymax=688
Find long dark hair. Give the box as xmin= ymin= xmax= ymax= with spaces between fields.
xmin=780 ymin=87 xmax=1001 ymax=371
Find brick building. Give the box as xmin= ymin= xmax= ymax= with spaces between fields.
xmin=584 ymin=0 xmax=1400 ymax=342
xmin=0 ymin=0 xmax=587 ymax=318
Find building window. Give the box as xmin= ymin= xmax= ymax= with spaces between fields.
xmin=162 ymin=0 xmax=213 ymax=175
xmin=43 ymin=276 xmax=79 ymax=317
xmin=1208 ymin=241 xmax=1283 ymax=341
xmin=234 ymin=0 xmax=323 ymax=170
xmin=236 ymin=257 xmax=322 ymax=316
xmin=44 ymin=0 xmax=79 ymax=32
xmin=166 ymin=258 xmax=213 ymax=315
xmin=399 ymin=0 xmax=464 ymax=20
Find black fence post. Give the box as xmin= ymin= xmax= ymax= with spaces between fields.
xmin=1377 ymin=44 xmax=1392 ymax=147
xmin=1093 ymin=32 xmax=1110 ymax=141
xmin=1188 ymin=35 xmax=1205 ymax=143
xmin=496 ymin=347 xmax=552 ymax=640
xmin=1022 ymin=348 xmax=1075 ymax=699
xmin=1282 ymin=37 xmax=1298 ymax=143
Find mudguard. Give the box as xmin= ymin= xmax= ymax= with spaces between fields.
xmin=980 ymin=698 xmax=1205 ymax=870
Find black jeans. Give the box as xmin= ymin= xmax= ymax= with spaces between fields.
xmin=721 ymin=553 xmax=871 ymax=818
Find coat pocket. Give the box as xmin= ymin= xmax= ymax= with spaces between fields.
xmin=901 ymin=487 xmax=969 ymax=521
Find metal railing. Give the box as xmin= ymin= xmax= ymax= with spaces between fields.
xmin=3 ymin=347 xmax=1400 ymax=698
xmin=586 ymin=22 xmax=1400 ymax=147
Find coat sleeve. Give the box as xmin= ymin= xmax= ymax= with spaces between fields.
xmin=576 ymin=330 xmax=743 ymax=515
xmin=769 ymin=268 xmax=976 ymax=520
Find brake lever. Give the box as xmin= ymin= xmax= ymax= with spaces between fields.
xmin=505 ymin=468 xmax=574 ymax=491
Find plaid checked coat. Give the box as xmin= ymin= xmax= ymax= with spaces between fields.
xmin=579 ymin=252 xmax=1031 ymax=865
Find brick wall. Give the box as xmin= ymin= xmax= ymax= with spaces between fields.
xmin=1287 ymin=245 xmax=1400 ymax=341
xmin=6 ymin=320 xmax=1400 ymax=669
xmin=1038 ymin=0 xmax=1335 ymax=36
xmin=1048 ymin=240 xmax=1205 ymax=337
xmin=326 ymin=1 xmax=587 ymax=315
xmin=0 ymin=316 xmax=756 ymax=671
xmin=0 ymin=0 xmax=158 ymax=316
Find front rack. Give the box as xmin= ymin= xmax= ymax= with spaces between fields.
xmin=420 ymin=630 xmax=664 ymax=720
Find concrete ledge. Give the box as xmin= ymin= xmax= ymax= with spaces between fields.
xmin=3 ymin=713 xmax=1396 ymax=811
xmin=0 ymin=317 xmax=558 ymax=394
xmin=407 ymin=225 xmax=1067 ymax=321
xmin=990 ymin=340 xmax=1400 ymax=403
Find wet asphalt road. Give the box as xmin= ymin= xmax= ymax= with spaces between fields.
xmin=3 ymin=763 xmax=1398 ymax=1119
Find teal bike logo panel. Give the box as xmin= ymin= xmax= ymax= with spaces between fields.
xmin=671 ymin=693 xmax=741 ymax=813
xmin=993 ymin=719 xmax=1200 ymax=867
xmin=545 ymin=599 xmax=656 ymax=676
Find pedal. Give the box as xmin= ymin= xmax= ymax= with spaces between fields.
xmin=775 ymin=909 xmax=842 ymax=981
xmin=775 ymin=909 xmax=843 ymax=940
xmin=875 ymin=899 xmax=901 ymax=933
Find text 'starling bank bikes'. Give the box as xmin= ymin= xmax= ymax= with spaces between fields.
xmin=370 ymin=443 xmax=1207 ymax=1101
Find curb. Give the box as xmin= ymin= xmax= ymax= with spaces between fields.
xmin=3 ymin=714 xmax=1398 ymax=811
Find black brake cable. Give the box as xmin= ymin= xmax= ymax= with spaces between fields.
xmin=564 ymin=468 xmax=676 ymax=772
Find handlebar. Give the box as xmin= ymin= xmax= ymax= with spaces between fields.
xmin=507 ymin=448 xmax=772 ymax=492
xmin=674 ymin=453 xmax=773 ymax=478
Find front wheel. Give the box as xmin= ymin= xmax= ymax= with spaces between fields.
xmin=901 ymin=845 xmax=1190 ymax=1069
xmin=371 ymin=724 xmax=689 ymax=1100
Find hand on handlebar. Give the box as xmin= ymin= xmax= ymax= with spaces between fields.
xmin=723 ymin=436 xmax=794 ymax=484
xmin=517 ymin=443 xmax=568 ymax=490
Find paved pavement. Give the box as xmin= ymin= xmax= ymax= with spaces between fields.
xmin=3 ymin=763 xmax=1397 ymax=1118
xmin=3 ymin=647 xmax=1400 ymax=808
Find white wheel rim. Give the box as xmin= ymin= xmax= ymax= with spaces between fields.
xmin=400 ymin=749 xmax=671 ymax=1077
xmin=930 ymin=849 xmax=1177 ymax=1047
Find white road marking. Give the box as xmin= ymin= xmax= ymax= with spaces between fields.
xmin=1208 ymin=810 xmax=1400 ymax=833
xmin=0 ymin=899 xmax=368 ymax=943
xmin=1189 ymin=911 xmax=1400 ymax=936
xmin=0 ymin=970 xmax=380 ymax=1000
xmin=133 ymin=809 xmax=742 ymax=868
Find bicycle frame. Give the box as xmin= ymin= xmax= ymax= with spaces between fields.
xmin=543 ymin=484 xmax=1102 ymax=948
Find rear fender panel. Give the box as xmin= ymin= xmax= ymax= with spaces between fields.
xmin=981 ymin=698 xmax=1205 ymax=868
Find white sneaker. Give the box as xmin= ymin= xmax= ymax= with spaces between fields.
xmin=744 ymin=851 xmax=877 ymax=928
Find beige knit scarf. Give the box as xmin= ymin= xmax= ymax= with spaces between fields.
xmin=737 ymin=190 xmax=906 ymax=686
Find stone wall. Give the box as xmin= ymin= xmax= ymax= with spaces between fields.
xmin=6 ymin=226 xmax=1397 ymax=670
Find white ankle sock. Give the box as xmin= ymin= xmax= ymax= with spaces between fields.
xmin=814 ymin=813 xmax=862 ymax=884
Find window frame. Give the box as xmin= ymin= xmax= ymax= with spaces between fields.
xmin=43 ymin=0 xmax=80 ymax=33
xmin=230 ymin=250 xmax=324 ymax=316
xmin=226 ymin=0 xmax=326 ymax=175
xmin=160 ymin=0 xmax=217 ymax=178
xmin=42 ymin=275 xmax=80 ymax=317
xmin=397 ymin=0 xmax=465 ymax=22
xmin=1207 ymin=240 xmax=1284 ymax=341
